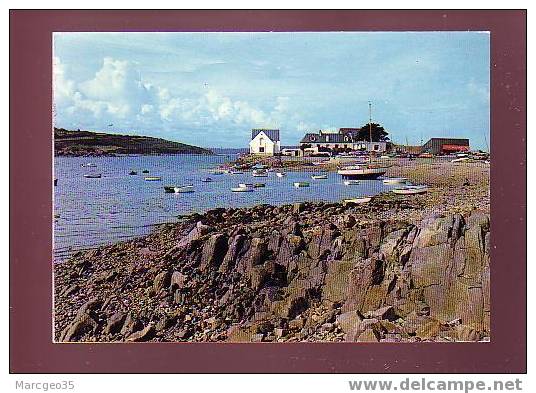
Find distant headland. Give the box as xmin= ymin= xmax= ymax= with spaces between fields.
xmin=54 ymin=128 xmax=213 ymax=156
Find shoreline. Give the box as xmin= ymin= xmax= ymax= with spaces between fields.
xmin=54 ymin=159 xmax=489 ymax=343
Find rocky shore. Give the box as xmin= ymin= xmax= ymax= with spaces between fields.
xmin=54 ymin=161 xmax=490 ymax=343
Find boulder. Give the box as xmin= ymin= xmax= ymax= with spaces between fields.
xmin=415 ymin=319 xmax=442 ymax=339
xmin=153 ymin=271 xmax=171 ymax=293
xmin=104 ymin=312 xmax=126 ymax=335
xmin=357 ymin=328 xmax=380 ymax=342
xmin=199 ymin=233 xmax=228 ymax=271
xmin=237 ymin=238 xmax=268 ymax=272
xmin=288 ymin=318 xmax=305 ymax=331
xmin=456 ymin=325 xmax=480 ymax=341
xmin=61 ymin=313 xmax=98 ymax=342
xmin=342 ymin=257 xmax=385 ymax=313
xmin=170 ymin=271 xmax=187 ymax=290
xmin=219 ymin=234 xmax=246 ymax=273
xmin=120 ymin=312 xmax=143 ymax=336
xmin=126 ymin=324 xmax=155 ymax=342
xmin=177 ymin=221 xmax=212 ymax=248
xmin=336 ymin=310 xmax=363 ymax=338
xmin=369 ymin=306 xmax=397 ymax=321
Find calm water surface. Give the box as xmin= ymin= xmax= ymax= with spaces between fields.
xmin=54 ymin=155 xmax=395 ymax=259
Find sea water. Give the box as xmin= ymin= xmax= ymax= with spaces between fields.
xmin=54 ymin=155 xmax=394 ymax=259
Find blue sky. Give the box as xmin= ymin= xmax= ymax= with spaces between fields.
xmin=53 ymin=32 xmax=490 ymax=149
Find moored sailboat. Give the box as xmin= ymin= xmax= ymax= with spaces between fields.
xmin=337 ymin=101 xmax=389 ymax=180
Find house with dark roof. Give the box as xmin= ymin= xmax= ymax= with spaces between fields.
xmin=299 ymin=129 xmax=387 ymax=155
xmin=249 ymin=129 xmax=281 ymax=155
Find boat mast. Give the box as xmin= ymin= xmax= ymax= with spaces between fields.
xmin=368 ymin=101 xmax=373 ymax=162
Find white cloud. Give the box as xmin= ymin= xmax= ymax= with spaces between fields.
xmin=53 ymin=57 xmax=74 ymax=104
xmin=53 ymin=56 xmax=312 ymax=144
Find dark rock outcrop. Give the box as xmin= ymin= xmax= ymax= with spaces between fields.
xmin=54 ymin=201 xmax=490 ymax=343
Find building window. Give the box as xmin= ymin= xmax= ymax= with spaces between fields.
xmin=374 ymin=144 xmax=379 ymax=151
xmin=259 ymin=137 xmax=264 ymax=145
xmin=334 ymin=144 xmax=339 ymax=148
xmin=259 ymin=147 xmax=265 ymax=153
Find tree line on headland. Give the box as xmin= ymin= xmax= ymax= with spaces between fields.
xmin=54 ymin=128 xmax=213 ymax=156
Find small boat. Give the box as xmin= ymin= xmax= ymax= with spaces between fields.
xmin=382 ymin=177 xmax=408 ymax=184
xmin=129 ymin=171 xmax=138 ymax=175
xmin=230 ymin=170 xmax=244 ymax=175
xmin=337 ymin=164 xmax=387 ymax=180
xmin=201 ymin=177 xmax=213 ymax=182
xmin=211 ymin=170 xmax=224 ymax=175
xmin=252 ymin=169 xmax=268 ymax=177
xmin=276 ymin=172 xmax=286 ymax=178
xmin=174 ymin=185 xmax=195 ymax=193
xmin=81 ymin=163 xmax=97 ymax=168
xmin=451 ymin=157 xmax=470 ymax=163
xmin=293 ymin=182 xmax=310 ymax=188
xmin=343 ymin=197 xmax=372 ymax=205
xmin=164 ymin=186 xmax=175 ymax=193
xmin=253 ymin=183 xmax=266 ymax=188
xmin=392 ymin=186 xmax=428 ymax=195
xmin=231 ymin=186 xmax=254 ymax=192
xmin=311 ymin=174 xmax=328 ymax=180
xmin=84 ymin=174 xmax=102 ymax=178
xmin=142 ymin=169 xmax=150 ymax=174
xmin=238 ymin=183 xmax=254 ymax=188
xmin=54 ymin=178 xmax=58 ymax=186
xmin=343 ymin=180 xmax=360 ymax=186
xmin=144 ymin=176 xmax=162 ymax=181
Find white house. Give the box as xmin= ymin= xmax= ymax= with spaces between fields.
xmin=249 ymin=129 xmax=280 ymax=155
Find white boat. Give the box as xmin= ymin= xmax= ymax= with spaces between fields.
xmin=231 ymin=186 xmax=254 ymax=192
xmin=343 ymin=179 xmax=360 ymax=186
xmin=84 ymin=173 xmax=102 ymax=179
xmin=451 ymin=157 xmax=470 ymax=163
xmin=238 ymin=183 xmax=254 ymax=188
xmin=311 ymin=174 xmax=328 ymax=180
xmin=174 ymin=185 xmax=195 ymax=193
xmin=144 ymin=176 xmax=162 ymax=181
xmin=392 ymin=186 xmax=428 ymax=195
xmin=343 ymin=197 xmax=372 ymax=205
xmin=382 ymin=177 xmax=408 ymax=184
xmin=201 ymin=177 xmax=213 ymax=182
xmin=81 ymin=163 xmax=97 ymax=168
xmin=338 ymin=164 xmax=387 ymax=179
xmin=252 ymin=169 xmax=268 ymax=177
xmin=230 ymin=170 xmax=244 ymax=175
xmin=293 ymin=182 xmax=310 ymax=188
xmin=211 ymin=170 xmax=224 ymax=175
xmin=276 ymin=172 xmax=286 ymax=178
xmin=337 ymin=103 xmax=388 ymax=180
